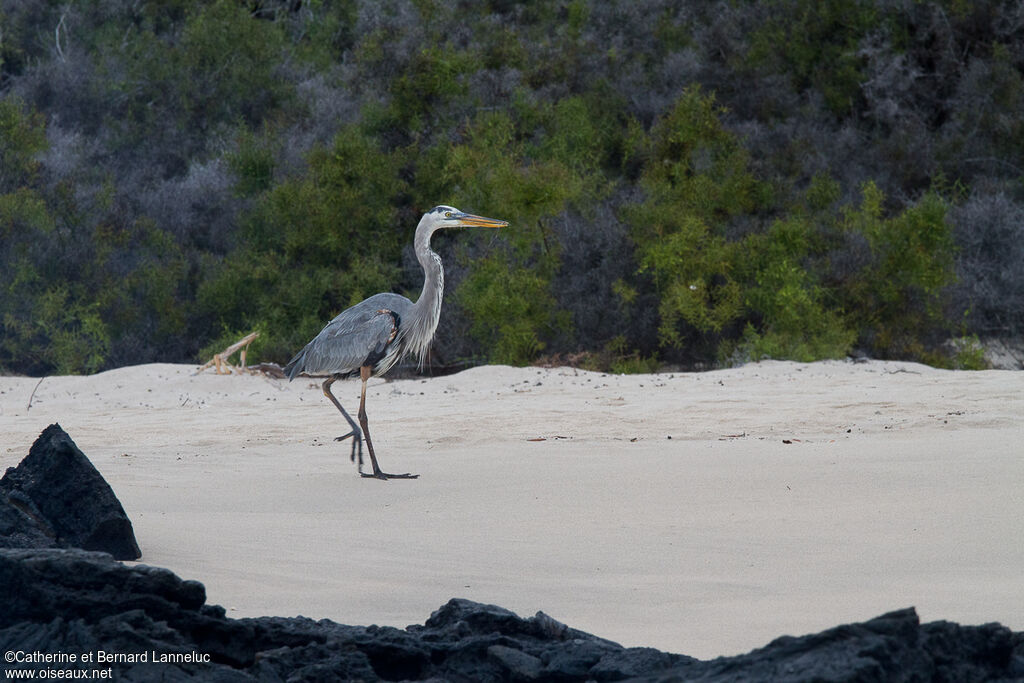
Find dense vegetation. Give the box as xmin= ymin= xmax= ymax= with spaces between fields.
xmin=2 ymin=0 xmax=1023 ymax=375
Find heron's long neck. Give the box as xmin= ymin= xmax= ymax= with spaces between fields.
xmin=409 ymin=224 xmax=444 ymax=364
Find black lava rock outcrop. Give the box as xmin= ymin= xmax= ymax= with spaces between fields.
xmin=0 ymin=424 xmax=140 ymax=560
xmin=635 ymin=607 xmax=1024 ymax=682
xmin=1 ymin=548 xmax=1022 ymax=682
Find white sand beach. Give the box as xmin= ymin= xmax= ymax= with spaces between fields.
xmin=1 ymin=360 xmax=1021 ymax=659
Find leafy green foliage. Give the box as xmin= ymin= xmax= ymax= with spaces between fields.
xmin=0 ymin=97 xmax=46 ymax=191
xmin=747 ymin=0 xmax=879 ymax=115
xmin=200 ymin=125 xmax=406 ymax=360
xmin=1 ymin=0 xmax=1016 ymax=375
xmin=456 ymin=253 xmax=569 ymax=365
xmin=419 ymin=110 xmax=578 ymax=364
xmin=837 ymin=184 xmax=956 ymax=357
xmin=0 ymin=101 xmax=107 ymax=374
xmin=626 ymin=87 xmax=767 ymax=349
xmin=9 ymin=286 xmax=111 ymax=375
xmin=228 ymin=127 xmax=278 ymax=197
xmin=97 ymin=0 xmax=290 ymax=173
xmin=734 ymin=217 xmax=856 ymax=363
xmin=628 ymin=90 xmax=956 ymax=366
xmin=1 ymin=213 xmax=113 ymax=375
xmin=179 ymin=1 xmax=288 ymax=124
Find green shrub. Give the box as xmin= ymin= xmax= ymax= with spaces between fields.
xmin=287 ymin=0 xmax=359 ymax=67
xmin=643 ymin=86 xmax=766 ymax=219
xmin=390 ymin=44 xmax=471 ymax=129
xmin=625 ymin=87 xmax=768 ymax=351
xmin=456 ymin=251 xmax=569 ymax=365
xmin=201 ymin=125 xmax=406 ymax=360
xmin=227 ymin=126 xmax=278 ymax=196
xmin=0 ymin=102 xmax=101 ymax=373
xmin=733 ymin=216 xmax=856 ymax=363
xmin=413 ymin=109 xmax=587 ymax=364
xmin=0 ymin=188 xmax=55 ymax=238
xmin=123 ymin=222 xmax=190 ymax=340
xmin=359 ymin=34 xmax=475 ymax=139
xmin=3 ymin=284 xmax=110 ymax=375
xmin=0 ymin=97 xmax=46 ymax=191
xmin=534 ymin=92 xmax=622 ymax=199
xmin=604 ymin=335 xmax=661 ymax=374
xmin=734 ymin=264 xmax=855 ymax=363
xmin=3 ymin=0 xmax=1016 ymax=375
xmin=102 ymin=0 xmax=290 ymax=167
xmin=838 ymin=183 xmax=956 ymax=357
xmin=636 ymin=213 xmax=743 ymax=343
xmin=177 ymin=0 xmax=289 ymax=127
xmin=949 ymin=335 xmax=987 ymax=370
xmin=746 ymin=0 xmax=878 ymax=115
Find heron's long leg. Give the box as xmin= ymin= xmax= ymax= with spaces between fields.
xmin=323 ymin=377 xmax=363 ymax=469
xmin=357 ymin=366 xmax=418 ymax=480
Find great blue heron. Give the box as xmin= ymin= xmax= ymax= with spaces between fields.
xmin=284 ymin=206 xmax=508 ymax=479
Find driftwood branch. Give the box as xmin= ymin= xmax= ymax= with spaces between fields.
xmin=195 ymin=332 xmax=260 ymax=375
xmin=27 ymin=377 xmax=45 ymax=411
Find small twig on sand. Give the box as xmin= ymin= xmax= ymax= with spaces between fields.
xmin=885 ymin=367 xmax=921 ymax=375
xmin=27 ymin=377 xmax=44 ymax=411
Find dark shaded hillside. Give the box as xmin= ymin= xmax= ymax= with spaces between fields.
xmin=2 ymin=0 xmax=1022 ymax=375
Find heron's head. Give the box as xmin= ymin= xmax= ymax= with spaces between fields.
xmin=424 ymin=205 xmax=509 ymax=231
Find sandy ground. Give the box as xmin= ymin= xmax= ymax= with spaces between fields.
xmin=1 ymin=359 xmax=1021 ymax=659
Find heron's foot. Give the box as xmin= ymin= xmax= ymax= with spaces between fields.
xmin=334 ymin=430 xmax=364 ymax=466
xmin=360 ymin=470 xmax=419 ymax=480
xmin=333 ymin=429 xmax=361 ymax=443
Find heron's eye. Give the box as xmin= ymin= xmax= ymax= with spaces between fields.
xmin=444 ymin=211 xmax=452 ymax=218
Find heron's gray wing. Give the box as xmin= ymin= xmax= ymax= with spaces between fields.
xmin=286 ymin=306 xmax=398 ymax=378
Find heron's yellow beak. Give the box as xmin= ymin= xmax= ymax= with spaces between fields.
xmin=455 ymin=212 xmax=508 ymax=228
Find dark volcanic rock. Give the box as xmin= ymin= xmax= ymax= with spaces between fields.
xmin=1 ymin=549 xmax=1022 ymax=682
xmin=0 ymin=423 xmax=140 ymax=560
xmin=632 ymin=607 xmax=1024 ymax=682
xmin=0 ymin=548 xmax=255 ymax=678
xmin=0 ymin=550 xmax=694 ymax=682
